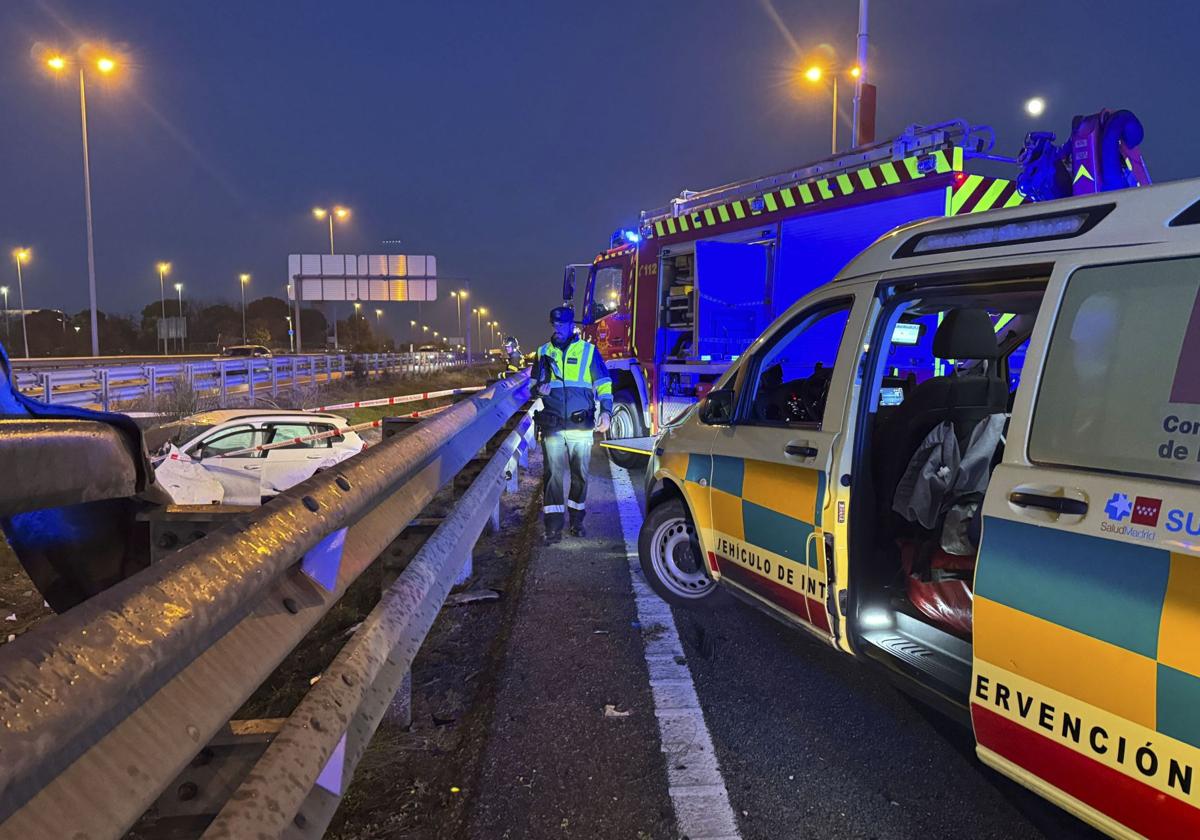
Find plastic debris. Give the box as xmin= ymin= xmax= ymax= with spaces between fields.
xmin=450 ymin=786 xmax=461 ymax=794
xmin=446 ymin=589 xmax=501 ymax=606
xmin=603 ymin=704 xmax=631 ymax=718
xmin=309 ymin=675 xmax=321 ymax=686
xmin=6 ymin=635 xmax=14 ymax=643
xmin=4 ymin=614 xmax=16 ymax=622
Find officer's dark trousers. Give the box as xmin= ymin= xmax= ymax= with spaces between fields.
xmin=542 ymin=429 xmax=593 ymax=533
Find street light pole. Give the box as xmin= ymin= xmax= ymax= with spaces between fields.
xmin=156 ymin=262 xmax=170 ymax=354
xmin=175 ymin=283 xmax=184 ymax=353
xmin=1 ymin=287 xmax=9 ymax=346
xmin=851 ymin=0 xmax=869 ymax=147
xmin=312 ymin=206 xmax=349 ymax=351
xmin=239 ymin=273 xmax=249 ymax=344
xmin=831 ymin=73 xmax=838 ymax=154
xmin=78 ymin=68 xmax=100 ymax=356
xmin=13 ymin=250 xmax=30 ymax=359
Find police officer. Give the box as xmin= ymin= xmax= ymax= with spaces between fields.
xmin=533 ymin=305 xmax=612 ymax=543
xmin=503 ymin=335 xmax=524 ymax=374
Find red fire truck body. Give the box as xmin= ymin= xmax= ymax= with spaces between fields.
xmin=566 ymin=120 xmax=1029 ymax=462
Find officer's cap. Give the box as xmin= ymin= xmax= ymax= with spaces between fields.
xmin=549 ymin=305 xmax=575 ymax=325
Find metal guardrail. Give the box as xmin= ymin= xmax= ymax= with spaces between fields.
xmin=0 ymin=372 xmax=534 ymax=838
xmin=10 ymin=352 xmax=464 ymax=410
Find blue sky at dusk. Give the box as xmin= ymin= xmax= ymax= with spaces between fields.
xmin=0 ymin=0 xmax=1193 ymax=346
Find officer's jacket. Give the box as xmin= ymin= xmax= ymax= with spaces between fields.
xmin=533 ymin=336 xmax=613 ymax=429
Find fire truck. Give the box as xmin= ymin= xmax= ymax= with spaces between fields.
xmin=563 ymin=112 xmax=1148 ymax=466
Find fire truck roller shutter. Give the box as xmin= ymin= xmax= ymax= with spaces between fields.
xmin=775 ymin=191 xmax=947 ymax=313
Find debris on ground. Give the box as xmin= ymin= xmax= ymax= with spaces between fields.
xmin=446 ymin=589 xmax=502 ymax=606
xmin=603 ymin=704 xmax=631 ymax=719
xmin=4 ymin=613 xmax=15 ymax=622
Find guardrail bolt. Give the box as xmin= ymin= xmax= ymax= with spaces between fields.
xmin=157 ymin=532 xmax=179 ymax=550
xmin=335 ymin=476 xmax=351 ymax=491
xmin=302 ymin=495 xmax=320 ymax=512
xmin=191 ymin=747 xmax=215 ymax=767
xmin=294 ymin=813 xmax=308 ymax=829
xmin=177 ymin=782 xmax=199 ymax=801
xmin=310 ymin=716 xmax=324 ymax=732
xmin=283 ymin=597 xmax=299 ymax=614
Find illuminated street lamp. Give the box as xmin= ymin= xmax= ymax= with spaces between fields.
xmin=474 ymin=307 xmax=487 ymax=355
xmin=312 ymin=205 xmax=350 ymax=349
xmin=239 ymin=274 xmax=250 ymax=344
xmin=174 ymin=283 xmax=184 ymax=353
xmin=12 ymin=249 xmax=31 ymax=359
xmin=800 ymin=50 xmax=860 ymax=154
xmin=156 ymin=261 xmax=171 ymax=354
xmin=450 ymin=289 xmax=467 ymax=344
xmin=36 ymin=42 xmax=122 ymax=355
xmin=353 ymin=301 xmax=362 ymax=319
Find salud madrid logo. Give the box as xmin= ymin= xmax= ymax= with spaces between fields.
xmin=1103 ymin=492 xmax=1161 ymax=542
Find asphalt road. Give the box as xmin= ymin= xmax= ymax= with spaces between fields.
xmin=467 ymin=447 xmax=1105 ymax=839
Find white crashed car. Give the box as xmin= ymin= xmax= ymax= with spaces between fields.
xmin=152 ymin=409 xmax=365 ymax=505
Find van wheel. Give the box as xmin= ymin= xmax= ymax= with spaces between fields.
xmin=638 ymin=497 xmax=718 ymax=607
xmin=607 ymin=396 xmax=646 ymax=469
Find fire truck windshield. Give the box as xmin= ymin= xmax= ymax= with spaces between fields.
xmin=587 ymin=265 xmax=623 ymax=322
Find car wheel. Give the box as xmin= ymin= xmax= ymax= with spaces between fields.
xmin=607 ymin=396 xmax=646 ymax=469
xmin=638 ymin=497 xmax=719 ymax=608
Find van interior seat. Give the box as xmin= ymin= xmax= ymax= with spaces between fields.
xmin=874 ymin=308 xmax=1009 ymax=527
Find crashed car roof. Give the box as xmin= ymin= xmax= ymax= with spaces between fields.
xmin=182 ymin=409 xmax=347 ymax=426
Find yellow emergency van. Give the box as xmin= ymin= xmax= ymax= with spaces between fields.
xmin=638 ymin=178 xmax=1200 ymax=839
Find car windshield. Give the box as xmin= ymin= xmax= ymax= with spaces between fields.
xmin=223 ymin=347 xmax=252 ymax=357
xmin=147 ymin=420 xmax=215 ymax=455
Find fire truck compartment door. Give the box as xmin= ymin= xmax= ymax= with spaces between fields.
xmin=694 ymin=240 xmax=769 ymax=361
xmin=775 ymin=189 xmax=946 ymax=312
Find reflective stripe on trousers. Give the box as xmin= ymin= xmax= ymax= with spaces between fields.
xmin=542 ymin=429 xmax=592 ymax=533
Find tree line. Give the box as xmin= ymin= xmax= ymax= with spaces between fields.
xmin=1 ymin=296 xmax=396 ymax=357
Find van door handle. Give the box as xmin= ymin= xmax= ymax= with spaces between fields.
xmin=785 ymin=443 xmax=818 ymax=458
xmin=1008 ymin=491 xmax=1088 ymax=516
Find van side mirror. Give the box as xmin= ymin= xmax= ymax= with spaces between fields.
xmin=699 ymin=388 xmax=735 ymax=425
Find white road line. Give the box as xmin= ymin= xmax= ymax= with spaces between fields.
xmin=609 ymin=464 xmax=742 ymax=840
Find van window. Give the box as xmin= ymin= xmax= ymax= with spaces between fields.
xmin=744 ymin=300 xmax=852 ymax=427
xmin=1030 ymin=257 xmax=1200 ymax=483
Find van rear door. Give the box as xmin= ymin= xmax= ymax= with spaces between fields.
xmin=972 ymin=255 xmax=1200 ymax=838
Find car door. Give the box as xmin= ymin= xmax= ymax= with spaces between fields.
xmin=261 ymin=422 xmax=329 ymax=496
xmin=192 ymin=424 xmax=266 ymax=505
xmin=972 ymin=254 xmax=1200 ymax=838
xmin=706 ymin=288 xmax=868 ymax=640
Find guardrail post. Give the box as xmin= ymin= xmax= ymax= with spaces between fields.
xmin=219 ymin=362 xmax=228 ymax=407
xmin=385 ymin=671 xmax=413 ymax=729
xmin=99 ymin=369 xmax=110 ymax=412
xmin=327 ymin=356 xmax=334 ymax=383
xmin=271 ymin=359 xmax=279 ymax=398
xmin=247 ymin=360 xmax=256 ymax=405
xmin=41 ymin=372 xmax=53 ymax=404
xmin=148 ymin=365 xmax=159 ymax=403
